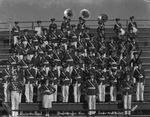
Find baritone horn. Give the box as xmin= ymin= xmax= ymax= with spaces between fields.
xmin=64 ymin=8 xmax=75 ymax=19
xmin=80 ymin=9 xmax=91 ymax=20
xmin=98 ymin=14 xmax=108 ymax=22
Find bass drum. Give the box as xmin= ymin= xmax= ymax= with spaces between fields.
xmin=120 ymin=28 xmax=126 ymax=35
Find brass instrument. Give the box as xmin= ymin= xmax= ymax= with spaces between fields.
xmin=98 ymin=14 xmax=108 ymax=23
xmin=80 ymin=9 xmax=91 ymax=20
xmin=64 ymin=8 xmax=75 ymax=19
xmin=135 ymin=69 xmax=143 ymax=78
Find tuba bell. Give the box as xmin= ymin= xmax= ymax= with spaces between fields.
xmin=80 ymin=9 xmax=91 ymax=20
xmin=64 ymin=8 xmax=75 ymax=19
xmin=98 ymin=14 xmax=108 ymax=23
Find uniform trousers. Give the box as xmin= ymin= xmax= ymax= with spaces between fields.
xmin=11 ymin=91 xmax=20 ymax=117
xmin=53 ymin=85 xmax=57 ymax=102
xmin=88 ymin=95 xmax=96 ymax=115
xmin=124 ymin=93 xmax=132 ymax=115
xmin=98 ymin=83 xmax=105 ymax=102
xmin=136 ymin=82 xmax=144 ymax=101
xmin=73 ymin=83 xmax=81 ymax=102
xmin=61 ymin=85 xmax=69 ymax=102
xmin=4 ymin=82 xmax=10 ymax=102
xmin=13 ymin=36 xmax=18 ymax=45
xmin=56 ymin=66 xmax=61 ymax=77
xmin=66 ymin=65 xmax=73 ymax=75
xmin=25 ymin=82 xmax=33 ymax=103
xmin=110 ymin=85 xmax=117 ymax=101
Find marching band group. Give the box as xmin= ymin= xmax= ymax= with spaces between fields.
xmin=2 ymin=14 xmax=145 ymax=116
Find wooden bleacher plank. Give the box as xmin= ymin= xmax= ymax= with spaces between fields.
xmin=19 ymin=102 xmax=150 ymax=111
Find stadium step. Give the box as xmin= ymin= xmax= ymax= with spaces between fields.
xmin=139 ymin=46 xmax=150 ymax=51
xmin=140 ymin=51 xmax=150 ymax=57
xmin=140 ymin=57 xmax=150 ymax=63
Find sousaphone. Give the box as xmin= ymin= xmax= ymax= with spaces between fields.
xmin=80 ymin=9 xmax=91 ymax=20
xmin=64 ymin=8 xmax=75 ymax=19
xmin=98 ymin=14 xmax=108 ymax=23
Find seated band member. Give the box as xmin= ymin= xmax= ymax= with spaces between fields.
xmin=34 ymin=20 xmax=43 ymax=37
xmin=49 ymin=18 xmax=57 ymax=34
xmin=128 ymin=16 xmax=138 ymax=35
xmin=82 ymin=72 xmax=99 ymax=115
xmin=11 ymin=21 xmax=20 ymax=47
xmin=133 ymin=62 xmax=145 ymax=102
xmin=122 ymin=73 xmax=134 ymax=116
xmin=114 ymin=18 xmax=125 ymax=36
xmin=39 ymin=79 xmax=55 ymax=117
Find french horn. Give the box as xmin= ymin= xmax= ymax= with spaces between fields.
xmin=80 ymin=9 xmax=91 ymax=20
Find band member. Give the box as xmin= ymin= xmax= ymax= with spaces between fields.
xmin=60 ymin=66 xmax=71 ymax=102
xmin=53 ymin=47 xmax=63 ymax=77
xmin=114 ymin=18 xmax=125 ymax=36
xmin=27 ymin=38 xmax=35 ymax=61
xmin=82 ymin=73 xmax=99 ymax=115
xmin=42 ymin=28 xmax=49 ymax=46
xmin=109 ymin=67 xmax=118 ymax=102
xmin=21 ymin=29 xmax=30 ymax=48
xmin=108 ymin=37 xmax=117 ymax=55
xmin=133 ymin=62 xmax=145 ymax=102
xmin=122 ymin=73 xmax=134 ymax=115
xmin=31 ymin=51 xmax=41 ymax=75
xmin=72 ymin=64 xmax=83 ymax=102
xmin=118 ymin=40 xmax=127 ymax=61
xmin=69 ymin=24 xmax=78 ymax=49
xmin=97 ymin=37 xmax=107 ymax=57
xmin=49 ymin=18 xmax=57 ymax=33
xmin=2 ymin=64 xmax=11 ymax=103
xmin=77 ymin=17 xmax=86 ymax=34
xmin=96 ymin=66 xmax=107 ymax=102
xmin=34 ymin=20 xmax=43 ymax=37
xmin=65 ymin=47 xmax=75 ymax=75
xmin=97 ymin=21 xmax=105 ymax=38
xmin=11 ymin=21 xmax=20 ymax=47
xmin=59 ymin=27 xmax=68 ymax=51
xmin=8 ymin=74 xmax=22 ymax=117
xmin=119 ymin=53 xmax=129 ymax=70
xmin=128 ymin=16 xmax=138 ymax=34
xmin=40 ymin=79 xmax=55 ymax=117
xmin=15 ymin=65 xmax=24 ymax=103
xmin=128 ymin=39 xmax=139 ymax=59
xmin=130 ymin=51 xmax=142 ymax=70
xmin=24 ymin=64 xmax=36 ymax=103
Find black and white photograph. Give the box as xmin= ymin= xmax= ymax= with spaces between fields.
xmin=0 ymin=0 xmax=149 ymax=117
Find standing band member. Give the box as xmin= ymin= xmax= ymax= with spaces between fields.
xmin=82 ymin=73 xmax=99 ymax=115
xmin=72 ymin=64 xmax=83 ymax=102
xmin=133 ymin=62 xmax=145 ymax=102
xmin=9 ymin=74 xmax=22 ymax=117
xmin=40 ymin=79 xmax=55 ymax=117
xmin=60 ymin=67 xmax=71 ymax=102
xmin=2 ymin=64 xmax=11 ymax=103
xmin=122 ymin=73 xmax=134 ymax=115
